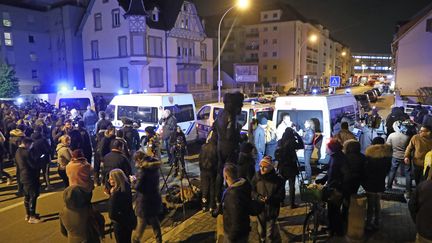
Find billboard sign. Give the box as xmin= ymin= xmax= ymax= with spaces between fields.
xmin=234 ymin=64 xmax=258 ymax=83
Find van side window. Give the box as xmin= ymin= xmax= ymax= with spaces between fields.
xmin=165 ymin=104 xmax=194 ymax=123
xmin=213 ymin=108 xmax=222 ymax=120
xmin=117 ymin=106 xmax=158 ymax=123
xmin=330 ymin=105 xmax=356 ymax=135
xmin=59 ymin=98 xmax=90 ymax=111
xmin=197 ymin=106 xmax=211 ymax=120
xmin=237 ymin=111 xmax=248 ymax=127
xmin=276 ymin=110 xmax=323 ymax=131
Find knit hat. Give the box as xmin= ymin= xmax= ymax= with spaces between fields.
xmin=371 ymin=137 xmax=385 ymax=145
xmin=259 ymin=117 xmax=268 ymax=125
xmin=259 ymin=156 xmax=273 ymax=168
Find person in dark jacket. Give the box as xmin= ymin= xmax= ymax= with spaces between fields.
xmin=159 ymin=109 xmax=177 ymax=164
xmin=132 ymin=151 xmax=162 ymax=243
xmin=385 ymin=106 xmax=409 ymax=136
xmin=16 ymin=137 xmax=41 ymax=224
xmin=363 ymin=137 xmax=392 ymax=230
xmin=408 ymin=168 xmax=432 ymax=242
xmin=276 ymin=127 xmax=304 ymax=208
xmin=302 ymin=120 xmax=315 ymax=181
xmin=76 ymin=121 xmax=93 ymax=164
xmin=334 ymin=122 xmax=356 ymax=145
xmin=95 ymin=111 xmax=112 ymax=134
xmin=252 ymin=156 xmax=285 ymax=243
xmin=237 ymin=142 xmax=256 ymax=182
xmin=220 ymin=163 xmax=253 ymax=242
xmin=95 ymin=127 xmax=116 ymax=185
xmin=82 ymin=106 xmax=98 ymax=134
xmin=120 ymin=118 xmax=140 ymax=155
xmin=9 ymin=124 xmax=25 ymax=195
xmin=30 ymin=127 xmax=52 ymax=190
xmin=199 ymin=130 xmax=218 ymax=212
xmin=102 ymin=140 xmax=132 ymax=189
xmin=108 ymin=169 xmax=136 ymax=243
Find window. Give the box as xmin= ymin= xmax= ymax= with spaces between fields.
xmin=263 ymin=65 xmax=267 ymax=70
xmin=165 ymin=104 xmax=194 ymax=123
xmin=272 ymin=77 xmax=277 ymax=82
xmin=273 ymin=26 xmax=278 ymax=31
xmin=2 ymin=12 xmax=11 ymax=27
xmin=273 ymin=13 xmax=278 ymax=18
xmin=118 ymin=36 xmax=127 ymax=57
xmin=200 ymin=43 xmax=207 ymax=60
xmin=263 ymin=52 xmax=268 ymax=57
xmin=31 ymin=70 xmax=37 ymax=79
xmin=273 ymin=65 xmax=277 ymax=70
xmin=91 ymin=40 xmax=99 ymax=59
xmin=263 ymin=14 xmax=268 ymax=19
xmin=197 ymin=106 xmax=211 ymax=120
xmin=427 ymin=18 xmax=432 ymax=33
xmin=185 ymin=19 xmax=189 ymax=29
xmin=263 ymin=39 xmax=268 ymax=45
xmin=272 ymin=39 xmax=277 ymax=44
xmin=330 ymin=105 xmax=357 ymax=135
xmin=94 ymin=13 xmax=102 ymax=31
xmin=112 ymin=9 xmax=120 ymax=28
xmin=131 ymin=33 xmax=146 ymax=55
xmin=148 ymin=36 xmax=163 ymax=56
xmin=272 ymin=51 xmax=277 ymax=57
xmin=117 ymin=106 xmax=158 ymax=123
xmin=263 ymin=27 xmax=268 ymax=32
xmin=28 ymin=35 xmax=34 ymax=43
xmin=93 ymin=68 xmax=101 ymax=88
xmin=276 ymin=110 xmax=323 ymax=133
xmin=263 ymin=77 xmax=268 ymax=83
xmin=59 ymin=98 xmax=91 ymax=111
xmin=30 ymin=52 xmax=37 ymax=61
xmin=120 ymin=67 xmax=129 ymax=88
xmin=4 ymin=32 xmax=12 ymax=46
xmin=201 ymin=68 xmax=207 ymax=84
xmin=149 ymin=67 xmax=164 ymax=88
xmin=178 ymin=70 xmax=195 ymax=84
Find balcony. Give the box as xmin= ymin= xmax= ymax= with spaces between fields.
xmin=129 ymin=54 xmax=148 ymax=65
xmin=177 ymin=56 xmax=202 ymax=70
xmin=175 ymin=83 xmax=212 ymax=93
xmin=245 ymin=45 xmax=259 ymax=50
xmin=246 ymin=32 xmax=259 ymax=38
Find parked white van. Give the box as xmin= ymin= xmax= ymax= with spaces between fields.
xmin=196 ymin=102 xmax=274 ymax=140
xmin=55 ymin=90 xmax=95 ymax=112
xmin=107 ymin=93 xmax=198 ymax=142
xmin=273 ymin=94 xmax=359 ymax=164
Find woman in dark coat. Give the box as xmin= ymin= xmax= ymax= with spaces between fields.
xmin=107 ymin=169 xmax=136 ymax=243
xmin=199 ymin=130 xmax=218 ymax=211
xmin=276 ymin=127 xmax=304 ymax=208
xmin=132 ymin=151 xmax=162 ymax=243
xmin=362 ymin=137 xmax=392 ymax=230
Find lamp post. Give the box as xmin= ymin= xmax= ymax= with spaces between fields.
xmin=217 ymin=0 xmax=249 ymax=103
xmin=296 ymin=34 xmax=318 ymax=89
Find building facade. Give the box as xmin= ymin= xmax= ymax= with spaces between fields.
xmin=80 ymin=0 xmax=213 ymax=94
xmin=352 ymin=53 xmax=392 ymax=78
xmin=0 ymin=3 xmax=85 ymax=93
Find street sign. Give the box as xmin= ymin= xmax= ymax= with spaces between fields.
xmin=329 ymin=76 xmax=341 ymax=87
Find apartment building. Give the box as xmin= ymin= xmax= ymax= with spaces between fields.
xmin=80 ymin=0 xmax=213 ymax=94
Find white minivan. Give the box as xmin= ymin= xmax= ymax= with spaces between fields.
xmin=196 ymin=102 xmax=274 ymax=140
xmin=55 ymin=90 xmax=95 ymax=112
xmin=273 ymin=94 xmax=359 ymax=164
xmin=107 ymin=93 xmax=198 ymax=142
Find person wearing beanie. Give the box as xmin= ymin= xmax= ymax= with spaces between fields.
xmin=363 ymin=136 xmax=392 ymax=231
xmin=251 ymin=156 xmax=285 ymax=243
xmin=60 ymin=185 xmax=100 ymax=243
xmin=66 ymin=149 xmax=94 ymax=193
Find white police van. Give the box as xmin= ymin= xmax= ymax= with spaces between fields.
xmin=55 ymin=89 xmax=95 ymax=112
xmin=107 ymin=93 xmax=198 ymax=142
xmin=273 ymin=94 xmax=359 ymax=164
xmin=196 ymin=102 xmax=274 ymax=140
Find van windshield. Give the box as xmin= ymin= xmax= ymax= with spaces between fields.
xmin=117 ymin=106 xmax=158 ymax=124
xmin=214 ymin=108 xmax=248 ymax=127
xmin=59 ymin=98 xmax=90 ymax=111
xmin=165 ymin=105 xmax=194 ymax=123
xmin=276 ymin=110 xmax=323 ymax=132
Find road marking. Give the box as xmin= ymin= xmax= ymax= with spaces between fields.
xmin=0 ymin=192 xmax=57 ymax=213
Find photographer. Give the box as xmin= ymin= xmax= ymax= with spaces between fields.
xmin=170 ymin=126 xmax=187 ymax=178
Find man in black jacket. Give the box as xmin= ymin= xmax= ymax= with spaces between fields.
xmin=409 ymin=168 xmax=432 ymax=242
xmin=121 ymin=119 xmax=140 ymax=154
xmin=16 ymin=137 xmax=41 ymax=224
xmin=30 ymin=127 xmax=52 ymax=190
xmin=221 ymin=163 xmax=252 ymax=243
xmin=102 ymin=140 xmax=132 ymax=188
xmin=159 ymin=110 xmax=177 ymax=164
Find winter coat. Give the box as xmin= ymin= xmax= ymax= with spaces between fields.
xmin=422 ymin=114 xmax=432 ymax=127
xmin=161 ymin=114 xmax=177 ymax=140
xmin=303 ymin=128 xmax=315 ymax=150
xmin=102 ymin=150 xmax=132 ymax=183
xmin=237 ymin=151 xmax=256 ymax=182
xmin=343 ymin=140 xmax=366 ymax=195
xmin=408 ymin=179 xmax=432 ymax=240
xmin=134 ymin=160 xmax=162 ymax=218
xmin=198 ymin=140 xmax=217 ymax=172
xmin=363 ymin=144 xmax=392 ymax=192
xmin=108 ymin=186 xmax=136 ymax=229
xmin=334 ymin=129 xmax=356 ymax=145
xmin=404 ymin=134 xmax=432 ymax=167
xmin=96 ymin=132 xmax=115 ymax=160
xmin=30 ymin=132 xmax=51 ymax=166
xmin=121 ymin=125 xmax=140 ymax=151
xmin=15 ymin=147 xmax=39 ymax=187
xmin=9 ymin=129 xmax=25 ymax=157
xmin=95 ymin=119 xmax=112 ymax=133
xmin=385 ymin=107 xmax=409 ymax=135
xmin=327 ymin=151 xmax=347 ymax=191
xmin=82 ymin=110 xmax=98 ymax=128
xmin=60 ymin=186 xmax=99 ymax=243
xmin=66 ymin=157 xmax=94 ymax=192
xmin=254 ymin=125 xmax=266 ymax=154
xmin=251 ymin=170 xmax=285 ymax=219
xmin=276 ymin=133 xmax=304 ymax=179
xmin=386 ymin=123 xmax=410 ymax=160
xmin=57 ymin=143 xmax=72 ymax=170
xmin=222 ymin=178 xmax=253 ymax=240
xmin=78 ymin=128 xmax=93 ymax=163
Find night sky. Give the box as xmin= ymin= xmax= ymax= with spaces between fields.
xmin=194 ymin=0 xmax=432 ymax=53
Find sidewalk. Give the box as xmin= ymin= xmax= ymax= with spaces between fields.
xmin=161 ymin=198 xmax=416 ymax=243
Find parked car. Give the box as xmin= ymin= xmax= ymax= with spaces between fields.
xmin=245 ymin=92 xmax=269 ymax=103
xmin=354 ymin=94 xmax=372 ymax=112
xmin=309 ymin=86 xmax=323 ymax=95
xmin=263 ymin=91 xmax=279 ymax=102
xmin=364 ymin=90 xmax=378 ymax=103
xmin=287 ymin=87 xmax=304 ymax=95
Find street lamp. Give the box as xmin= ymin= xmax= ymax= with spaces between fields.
xmin=341 ymin=51 xmax=347 ymax=57
xmin=217 ymin=0 xmax=249 ymax=103
xmin=296 ymin=33 xmax=318 ymax=88
xmin=361 ymin=64 xmax=366 ymax=75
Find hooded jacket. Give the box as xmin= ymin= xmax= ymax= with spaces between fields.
xmin=30 ymin=132 xmax=51 ymax=165
xmin=15 ymin=147 xmax=39 ymax=186
xmin=363 ymin=144 xmax=392 ymax=192
xmin=57 ymin=143 xmax=72 ymax=170
xmin=385 ymin=107 xmax=409 ymax=135
xmin=386 ymin=122 xmax=410 ymax=160
xmin=134 ymin=159 xmax=162 ymax=218
xmin=66 ymin=157 xmax=94 ymax=192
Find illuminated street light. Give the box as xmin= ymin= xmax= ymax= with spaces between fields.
xmin=296 ymin=33 xmax=318 ymax=88
xmin=341 ymin=51 xmax=347 ymax=56
xmin=217 ymin=0 xmax=250 ymax=102
xmin=356 ymin=59 xmax=360 ymax=63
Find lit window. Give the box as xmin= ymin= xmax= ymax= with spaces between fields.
xmin=4 ymin=32 xmax=12 ymax=46
xmin=120 ymin=67 xmax=129 ymax=88
xmin=2 ymin=12 xmax=11 ymax=27
xmin=30 ymin=52 xmax=37 ymax=61
xmin=112 ymin=9 xmax=120 ymax=28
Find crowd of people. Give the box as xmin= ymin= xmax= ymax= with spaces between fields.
xmin=1 ymin=97 xmax=432 ymax=242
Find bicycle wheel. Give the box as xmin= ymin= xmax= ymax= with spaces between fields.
xmin=303 ymin=211 xmax=318 ymax=243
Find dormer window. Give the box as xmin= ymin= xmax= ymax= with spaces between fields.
xmin=152 ymin=6 xmax=159 ymax=22
xmin=183 ymin=4 xmax=187 ymax=12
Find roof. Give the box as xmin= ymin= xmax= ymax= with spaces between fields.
xmin=118 ymin=0 xmax=185 ymax=30
xmin=394 ymin=2 xmax=432 ymax=43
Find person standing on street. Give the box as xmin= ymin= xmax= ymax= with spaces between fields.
xmin=159 ymin=109 xmax=177 ymax=164
xmin=57 ymin=135 xmax=72 ymax=188
xmin=102 ymin=140 xmax=132 ymax=188
xmin=66 ymin=149 xmax=94 ymax=194
xmin=16 ymin=137 xmax=41 ymax=224
xmin=276 ymin=114 xmax=295 ymax=141
xmin=95 ymin=111 xmax=112 ymax=134
xmin=334 ymin=122 xmax=356 ymax=145
xmin=30 ymin=127 xmax=52 ymax=190
xmin=82 ymin=106 xmax=98 ymax=134
xmin=0 ymin=130 xmax=12 ymax=185
xmin=302 ymin=120 xmax=315 ymax=182
xmin=404 ymin=125 xmax=432 ymax=186
xmin=9 ymin=124 xmax=25 ymax=195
